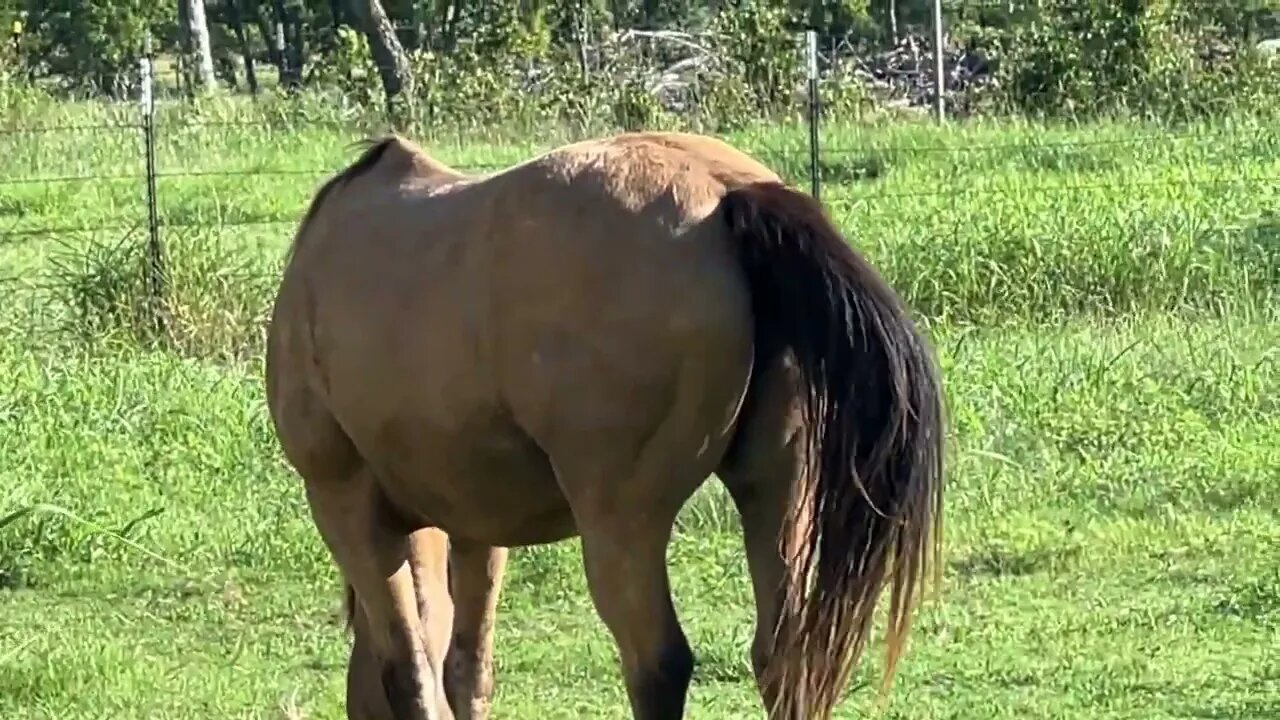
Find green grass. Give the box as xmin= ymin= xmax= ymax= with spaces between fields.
xmin=2 ymin=99 xmax=1276 ymax=324
xmin=1 ymin=94 xmax=1278 ymax=718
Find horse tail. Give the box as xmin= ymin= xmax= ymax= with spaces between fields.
xmin=720 ymin=181 xmax=945 ymax=719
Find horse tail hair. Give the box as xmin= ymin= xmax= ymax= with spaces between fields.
xmin=720 ymin=181 xmax=946 ymax=719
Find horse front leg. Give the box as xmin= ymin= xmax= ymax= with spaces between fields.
xmin=445 ymin=541 xmax=508 ymax=720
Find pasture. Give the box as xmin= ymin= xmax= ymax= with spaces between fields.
xmin=1 ymin=98 xmax=1278 ymax=719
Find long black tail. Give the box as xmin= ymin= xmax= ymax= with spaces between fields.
xmin=720 ymin=181 xmax=946 ymax=719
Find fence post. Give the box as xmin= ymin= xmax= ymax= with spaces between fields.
xmin=932 ymin=0 xmax=946 ymax=122
xmin=805 ymin=28 xmax=821 ymax=203
xmin=140 ymin=35 xmax=167 ymax=340
xmin=274 ymin=19 xmax=288 ymax=90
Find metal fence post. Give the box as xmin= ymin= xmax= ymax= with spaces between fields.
xmin=932 ymin=0 xmax=946 ymax=122
xmin=140 ymin=35 xmax=167 ymax=340
xmin=805 ymin=28 xmax=821 ymax=203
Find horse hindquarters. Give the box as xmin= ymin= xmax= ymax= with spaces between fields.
xmin=524 ymin=290 xmax=754 ymax=719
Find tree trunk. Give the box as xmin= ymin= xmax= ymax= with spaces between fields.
xmin=642 ymin=0 xmax=659 ymax=28
xmin=416 ymin=0 xmax=432 ymax=50
xmin=330 ymin=0 xmax=349 ymax=29
xmin=289 ymin=8 xmax=307 ymax=87
xmin=441 ymin=0 xmax=463 ymax=53
xmin=181 ymin=0 xmax=218 ymax=92
xmin=274 ymin=0 xmax=305 ymax=89
xmin=349 ymin=0 xmax=416 ymax=102
xmin=575 ymin=0 xmax=589 ymax=79
xmin=407 ymin=0 xmax=422 ymax=50
xmin=227 ymin=0 xmax=259 ymax=94
xmin=251 ymin=3 xmax=285 ymax=73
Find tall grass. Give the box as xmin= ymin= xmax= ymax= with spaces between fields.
xmin=1 ymin=92 xmax=1277 ymax=355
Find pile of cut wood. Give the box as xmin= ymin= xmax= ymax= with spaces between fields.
xmin=832 ymin=32 xmax=995 ymax=113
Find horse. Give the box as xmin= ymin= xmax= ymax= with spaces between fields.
xmin=264 ymin=130 xmax=945 ymax=720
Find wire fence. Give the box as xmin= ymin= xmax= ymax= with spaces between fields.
xmin=1 ymin=31 xmax=1277 ymax=343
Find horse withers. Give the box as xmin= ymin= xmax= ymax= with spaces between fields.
xmin=264 ymin=131 xmax=945 ymax=720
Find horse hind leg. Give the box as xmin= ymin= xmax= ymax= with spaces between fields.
xmin=346 ymin=530 xmax=455 ymax=720
xmin=575 ymin=509 xmax=693 ymax=719
xmin=720 ymin=462 xmax=797 ymax=718
xmin=411 ymin=528 xmax=456 ymax=713
xmin=551 ymin=436 xmax=710 ymax=718
xmin=308 ymin=468 xmax=453 ymax=720
xmin=517 ymin=296 xmax=748 ymax=717
xmin=278 ymin=398 xmax=450 ymax=720
xmin=444 ymin=541 xmax=508 ymax=720
xmin=717 ymin=355 xmax=806 ymax=718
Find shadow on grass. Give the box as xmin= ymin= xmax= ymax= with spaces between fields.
xmin=950 ymin=544 xmax=1082 ymax=580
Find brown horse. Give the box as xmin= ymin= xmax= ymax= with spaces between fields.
xmin=264 ymin=131 xmax=945 ymax=720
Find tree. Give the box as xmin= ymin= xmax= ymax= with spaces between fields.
xmin=223 ymin=0 xmax=259 ymax=94
xmin=19 ymin=0 xmax=165 ymax=97
xmin=348 ymin=0 xmax=415 ymax=106
xmin=271 ymin=0 xmax=305 ymax=89
xmin=179 ymin=0 xmax=217 ymax=92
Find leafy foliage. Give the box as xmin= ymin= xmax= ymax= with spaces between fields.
xmin=1 ymin=1 xmax=1278 ymax=125
xmin=8 ymin=0 xmax=168 ymax=97
xmin=961 ymin=0 xmax=1280 ymax=120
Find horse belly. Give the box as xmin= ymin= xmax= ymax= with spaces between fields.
xmin=369 ymin=413 xmax=576 ymax=547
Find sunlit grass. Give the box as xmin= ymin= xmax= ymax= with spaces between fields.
xmin=1 ymin=93 xmax=1277 ymax=719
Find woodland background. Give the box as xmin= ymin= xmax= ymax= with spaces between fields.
xmin=2 ymin=1 xmax=1278 ymax=129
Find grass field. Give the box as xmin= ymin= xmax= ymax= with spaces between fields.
xmin=1 ymin=95 xmax=1278 ymax=719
